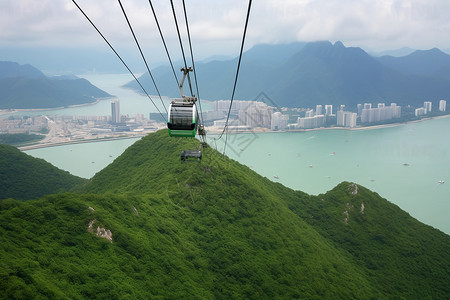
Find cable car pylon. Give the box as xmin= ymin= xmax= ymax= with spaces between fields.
xmin=167 ymin=67 xmax=206 ymax=161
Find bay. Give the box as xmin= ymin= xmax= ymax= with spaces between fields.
xmin=20 ymin=73 xmax=450 ymax=234
xmin=211 ymin=117 xmax=450 ymax=234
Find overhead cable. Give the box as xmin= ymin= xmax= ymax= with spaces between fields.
xmin=71 ymin=0 xmax=167 ymax=122
xmin=148 ymin=0 xmax=180 ymax=87
xmin=169 ymin=0 xmax=194 ymax=97
xmin=181 ymin=0 xmax=206 ymax=143
xmin=217 ymin=0 xmax=252 ymax=154
xmin=117 ymin=0 xmax=167 ymax=114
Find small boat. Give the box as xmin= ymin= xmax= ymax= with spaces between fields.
xmin=403 ymin=163 xmax=410 ymax=166
xmin=308 ymin=165 xmax=313 ymax=168
xmin=438 ymin=180 xmax=445 ymax=184
xmin=274 ymin=175 xmax=279 ymax=179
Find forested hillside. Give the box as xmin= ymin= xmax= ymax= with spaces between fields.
xmin=0 ymin=144 xmax=87 ymax=200
xmin=0 ymin=130 xmax=448 ymax=298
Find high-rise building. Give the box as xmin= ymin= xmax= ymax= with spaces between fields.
xmin=361 ymin=103 xmax=401 ymax=123
xmin=325 ymin=105 xmax=333 ymax=115
xmin=315 ymin=105 xmax=322 ymax=116
xmin=271 ymin=112 xmax=289 ymax=130
xmin=111 ymin=100 xmax=120 ymax=123
xmin=415 ymin=107 xmax=427 ymax=117
xmin=357 ymin=104 xmax=363 ymax=116
xmin=337 ymin=111 xmax=357 ymax=128
xmin=297 ymin=115 xmax=325 ymax=129
xmin=439 ymin=100 xmax=447 ymax=112
xmin=305 ymin=109 xmax=314 ymax=118
xmin=238 ymin=102 xmax=272 ymax=128
xmin=424 ymin=101 xmax=432 ymax=114
xmin=364 ymin=103 xmax=372 ymax=110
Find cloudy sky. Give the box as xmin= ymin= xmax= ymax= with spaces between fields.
xmin=1 ymin=0 xmax=450 ymax=65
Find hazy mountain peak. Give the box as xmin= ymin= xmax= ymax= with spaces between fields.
xmin=0 ymin=61 xmax=45 ymax=79
xmin=334 ymin=40 xmax=345 ymax=48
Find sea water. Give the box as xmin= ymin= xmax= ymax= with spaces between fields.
xmin=211 ymin=117 xmax=450 ymax=234
xmin=19 ymin=74 xmax=450 ymax=234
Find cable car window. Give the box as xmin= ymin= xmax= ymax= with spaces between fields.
xmin=169 ymin=104 xmax=196 ymax=130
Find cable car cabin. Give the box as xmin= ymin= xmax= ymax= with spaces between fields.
xmin=180 ymin=149 xmax=202 ymax=162
xmin=167 ymin=101 xmax=198 ymax=137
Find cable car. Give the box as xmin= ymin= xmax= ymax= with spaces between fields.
xmin=167 ymin=101 xmax=198 ymax=137
xmin=180 ymin=149 xmax=202 ymax=161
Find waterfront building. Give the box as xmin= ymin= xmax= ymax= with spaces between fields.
xmin=364 ymin=103 xmax=372 ymax=110
xmin=111 ymin=100 xmax=120 ymax=123
xmin=325 ymin=105 xmax=333 ymax=115
xmin=439 ymin=100 xmax=447 ymax=112
xmin=305 ymin=109 xmax=314 ymax=118
xmin=271 ymin=112 xmax=289 ymax=130
xmin=361 ymin=103 xmax=401 ymax=123
xmin=357 ymin=104 xmax=363 ymax=116
xmin=337 ymin=111 xmax=357 ymax=128
xmin=238 ymin=102 xmax=272 ymax=128
xmin=316 ymin=105 xmax=323 ymax=116
xmin=297 ymin=115 xmax=325 ymax=129
xmin=415 ymin=107 xmax=427 ymax=117
xmin=424 ymin=101 xmax=432 ymax=114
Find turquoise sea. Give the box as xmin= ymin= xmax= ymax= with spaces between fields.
xmin=19 ymin=74 xmax=450 ymax=234
xmin=210 ymin=118 xmax=450 ymax=234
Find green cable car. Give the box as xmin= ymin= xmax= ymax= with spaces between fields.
xmin=167 ymin=101 xmax=198 ymax=137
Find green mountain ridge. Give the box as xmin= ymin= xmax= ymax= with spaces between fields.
xmin=0 ymin=144 xmax=87 ymax=200
xmin=0 ymin=131 xmax=449 ymax=298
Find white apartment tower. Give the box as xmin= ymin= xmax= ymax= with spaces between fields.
xmin=357 ymin=104 xmax=363 ymax=116
xmin=305 ymin=109 xmax=314 ymax=118
xmin=316 ymin=105 xmax=323 ymax=116
xmin=439 ymin=100 xmax=447 ymax=112
xmin=424 ymin=101 xmax=432 ymax=114
xmin=111 ymin=100 xmax=120 ymax=123
xmin=325 ymin=105 xmax=333 ymax=115
xmin=337 ymin=111 xmax=357 ymax=128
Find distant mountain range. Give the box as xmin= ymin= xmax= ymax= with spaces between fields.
xmin=125 ymin=41 xmax=450 ymax=109
xmin=0 ymin=61 xmax=111 ymax=109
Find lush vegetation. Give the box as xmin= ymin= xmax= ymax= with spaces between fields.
xmin=0 ymin=144 xmax=87 ymax=200
xmin=0 ymin=133 xmax=45 ymax=146
xmin=0 ymin=130 xmax=449 ymax=298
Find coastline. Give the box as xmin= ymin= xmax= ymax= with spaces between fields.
xmin=205 ymin=114 xmax=450 ymax=135
xmin=17 ymin=114 xmax=450 ymax=150
xmin=20 ymin=134 xmax=144 ymax=151
xmin=0 ymin=97 xmax=113 ymax=117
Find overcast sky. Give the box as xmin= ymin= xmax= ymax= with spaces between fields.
xmin=1 ymin=0 xmax=450 ymax=62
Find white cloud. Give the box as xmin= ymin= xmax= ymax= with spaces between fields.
xmin=1 ymin=0 xmax=450 ymax=56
